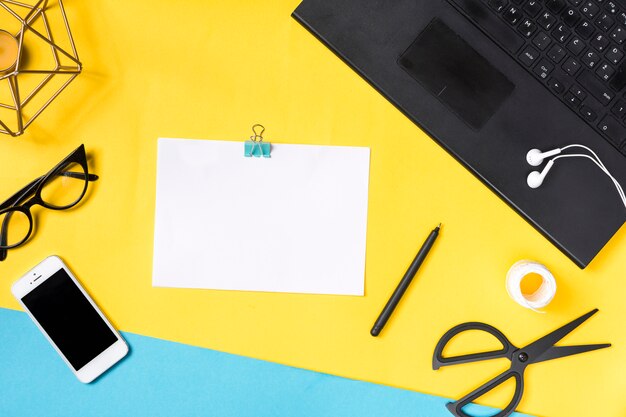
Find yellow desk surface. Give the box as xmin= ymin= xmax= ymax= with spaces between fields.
xmin=0 ymin=1 xmax=624 ymax=416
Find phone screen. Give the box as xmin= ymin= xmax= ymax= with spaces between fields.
xmin=21 ymin=268 xmax=118 ymax=370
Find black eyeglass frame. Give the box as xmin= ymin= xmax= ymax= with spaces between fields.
xmin=0 ymin=144 xmax=98 ymax=255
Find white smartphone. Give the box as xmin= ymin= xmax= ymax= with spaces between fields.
xmin=11 ymin=255 xmax=128 ymax=383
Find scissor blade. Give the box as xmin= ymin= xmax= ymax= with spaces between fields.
xmin=533 ymin=344 xmax=611 ymax=364
xmin=522 ymin=309 xmax=599 ymax=361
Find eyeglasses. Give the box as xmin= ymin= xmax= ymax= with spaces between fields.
xmin=0 ymin=144 xmax=98 ymax=261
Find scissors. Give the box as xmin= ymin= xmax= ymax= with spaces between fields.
xmin=432 ymin=309 xmax=610 ymax=417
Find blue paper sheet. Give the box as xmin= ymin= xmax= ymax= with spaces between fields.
xmin=0 ymin=308 xmax=533 ymax=417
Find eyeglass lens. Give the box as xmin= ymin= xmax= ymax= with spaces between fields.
xmin=0 ymin=210 xmax=30 ymax=247
xmin=40 ymin=162 xmax=88 ymax=209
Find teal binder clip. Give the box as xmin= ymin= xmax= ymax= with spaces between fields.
xmin=244 ymin=124 xmax=271 ymax=158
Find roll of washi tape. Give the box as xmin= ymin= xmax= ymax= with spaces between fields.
xmin=506 ymin=260 xmax=557 ymax=312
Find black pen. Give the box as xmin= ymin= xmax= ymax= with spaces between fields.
xmin=370 ymin=223 xmax=441 ymax=337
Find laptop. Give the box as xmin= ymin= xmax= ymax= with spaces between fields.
xmin=292 ymin=0 xmax=626 ymax=268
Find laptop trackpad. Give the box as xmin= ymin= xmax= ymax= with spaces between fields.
xmin=398 ymin=18 xmax=514 ymax=130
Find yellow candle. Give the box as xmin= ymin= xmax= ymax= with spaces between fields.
xmin=0 ymin=30 xmax=18 ymax=73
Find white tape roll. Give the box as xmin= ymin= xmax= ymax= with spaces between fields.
xmin=506 ymin=260 xmax=556 ymax=312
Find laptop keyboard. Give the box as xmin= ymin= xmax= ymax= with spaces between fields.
xmin=448 ymin=0 xmax=626 ymax=157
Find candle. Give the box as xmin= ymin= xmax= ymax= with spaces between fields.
xmin=0 ymin=30 xmax=18 ymax=73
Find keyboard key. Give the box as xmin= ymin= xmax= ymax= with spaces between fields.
xmin=605 ymin=1 xmax=619 ymax=14
xmin=562 ymin=57 xmax=582 ymax=74
xmin=606 ymin=46 xmax=624 ymax=64
xmin=597 ymin=62 xmax=615 ymax=80
xmin=553 ymin=24 xmax=571 ymax=43
xmin=504 ymin=6 xmax=523 ymax=25
xmin=538 ymin=11 xmax=557 ymax=30
xmin=488 ymin=0 xmax=508 ymax=12
xmin=533 ymin=32 xmax=552 ymax=50
xmin=570 ymin=84 xmax=587 ymax=99
xmin=596 ymin=13 xmax=616 ymax=31
xmin=548 ymin=76 xmax=567 ymax=93
xmin=523 ymin=0 xmax=542 ymax=17
xmin=546 ymin=0 xmax=566 ymax=13
xmin=548 ymin=44 xmax=567 ymax=62
xmin=618 ymin=12 xmax=626 ymax=26
xmin=578 ymin=70 xmax=616 ymax=103
xmin=534 ymin=58 xmax=554 ymax=79
xmin=610 ymin=26 xmax=626 ymax=43
xmin=519 ymin=19 xmax=538 ymax=37
xmin=581 ymin=1 xmax=600 ymax=19
xmin=611 ymin=99 xmax=626 ymax=117
xmin=564 ymin=91 xmax=582 ymax=107
xmin=591 ymin=33 xmax=610 ymax=51
xmin=567 ymin=37 xmax=586 ymax=54
xmin=562 ymin=8 xmax=581 ymax=26
xmin=520 ymin=46 xmax=540 ymax=66
xmin=598 ymin=115 xmax=625 ymax=146
xmin=580 ymin=105 xmax=598 ymax=121
xmin=609 ymin=61 xmax=626 ymax=90
xmin=582 ymin=49 xmax=601 ymax=67
xmin=575 ymin=20 xmax=595 ymax=38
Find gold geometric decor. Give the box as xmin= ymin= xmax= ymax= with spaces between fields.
xmin=0 ymin=0 xmax=81 ymax=136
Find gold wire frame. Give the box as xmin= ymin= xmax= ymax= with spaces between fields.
xmin=0 ymin=0 xmax=81 ymax=136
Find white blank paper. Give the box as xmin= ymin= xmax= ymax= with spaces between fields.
xmin=152 ymin=138 xmax=370 ymax=295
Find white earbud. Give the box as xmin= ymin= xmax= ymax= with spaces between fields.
xmin=526 ymin=148 xmax=562 ymax=166
xmin=524 ymin=144 xmax=626 ymax=210
xmin=527 ymin=160 xmax=554 ymax=189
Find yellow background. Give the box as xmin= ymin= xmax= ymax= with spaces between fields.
xmin=0 ymin=1 xmax=624 ymax=416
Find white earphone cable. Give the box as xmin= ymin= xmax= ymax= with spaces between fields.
xmin=561 ymin=144 xmax=609 ymax=171
xmin=556 ymin=146 xmax=626 ymax=205
xmin=552 ymin=154 xmax=625 ymax=203
xmin=551 ymin=153 xmax=626 ymax=209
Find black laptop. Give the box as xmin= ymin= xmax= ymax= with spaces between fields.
xmin=292 ymin=0 xmax=626 ymax=268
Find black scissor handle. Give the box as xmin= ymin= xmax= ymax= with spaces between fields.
xmin=446 ymin=369 xmax=524 ymax=417
xmin=433 ymin=322 xmax=516 ymax=370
